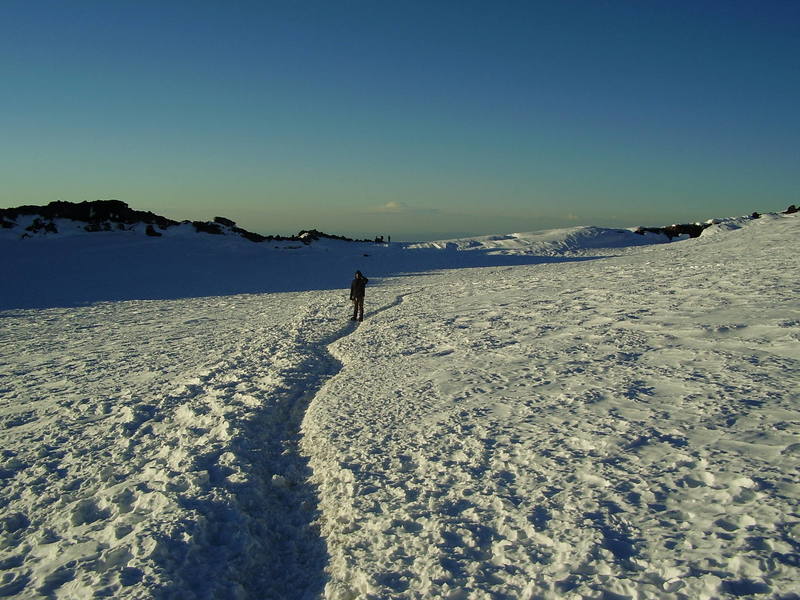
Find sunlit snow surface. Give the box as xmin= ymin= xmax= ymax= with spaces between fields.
xmin=1 ymin=214 xmax=798 ymax=599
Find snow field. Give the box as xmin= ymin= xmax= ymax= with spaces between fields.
xmin=0 ymin=212 xmax=797 ymax=599
xmin=303 ymin=214 xmax=800 ymax=599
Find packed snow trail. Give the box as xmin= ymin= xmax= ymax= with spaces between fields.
xmin=0 ymin=291 xmax=366 ymax=599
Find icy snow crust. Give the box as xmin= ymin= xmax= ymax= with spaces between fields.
xmin=1 ymin=213 xmax=799 ymax=598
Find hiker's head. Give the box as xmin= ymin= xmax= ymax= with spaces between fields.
xmin=355 ymin=270 xmax=363 ymax=278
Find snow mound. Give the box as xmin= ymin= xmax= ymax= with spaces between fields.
xmin=407 ymin=226 xmax=671 ymax=255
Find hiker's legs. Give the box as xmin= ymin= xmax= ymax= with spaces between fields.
xmin=356 ymin=297 xmax=364 ymax=320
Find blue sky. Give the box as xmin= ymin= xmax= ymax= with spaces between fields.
xmin=1 ymin=1 xmax=797 ymax=240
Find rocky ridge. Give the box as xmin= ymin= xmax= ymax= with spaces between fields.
xmin=0 ymin=200 xmax=371 ymax=244
xmin=634 ymin=205 xmax=797 ymax=239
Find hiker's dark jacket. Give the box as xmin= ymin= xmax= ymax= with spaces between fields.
xmin=350 ymin=276 xmax=368 ymax=299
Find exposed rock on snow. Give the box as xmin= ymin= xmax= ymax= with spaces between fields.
xmin=213 ymin=216 xmax=237 ymax=228
xmin=632 ymin=204 xmax=796 ymax=240
xmin=0 ymin=200 xmax=373 ymax=245
xmin=1 ymin=199 xmax=176 ymax=232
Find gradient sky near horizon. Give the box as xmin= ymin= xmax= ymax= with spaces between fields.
xmin=1 ymin=1 xmax=798 ymax=240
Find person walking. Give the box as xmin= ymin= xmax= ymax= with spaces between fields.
xmin=350 ymin=270 xmax=368 ymax=321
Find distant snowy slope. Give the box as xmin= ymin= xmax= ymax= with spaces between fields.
xmin=407 ymin=225 xmax=671 ymax=254
xmin=0 ymin=223 xmax=659 ymax=311
xmin=1 ymin=218 xmax=668 ymax=310
xmin=4 ymin=201 xmax=787 ymax=310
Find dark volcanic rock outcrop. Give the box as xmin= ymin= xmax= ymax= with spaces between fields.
xmin=0 ymin=200 xmax=377 ymax=244
xmin=633 ymin=205 xmax=795 ymax=240
xmin=634 ymin=222 xmax=709 ymax=240
xmin=297 ymin=229 xmax=368 ymax=243
xmin=192 ymin=221 xmax=224 ymax=235
xmin=213 ymin=216 xmax=236 ymax=227
xmin=1 ymin=199 xmax=178 ymax=230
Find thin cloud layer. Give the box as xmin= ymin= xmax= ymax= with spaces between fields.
xmin=370 ymin=202 xmax=440 ymax=215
